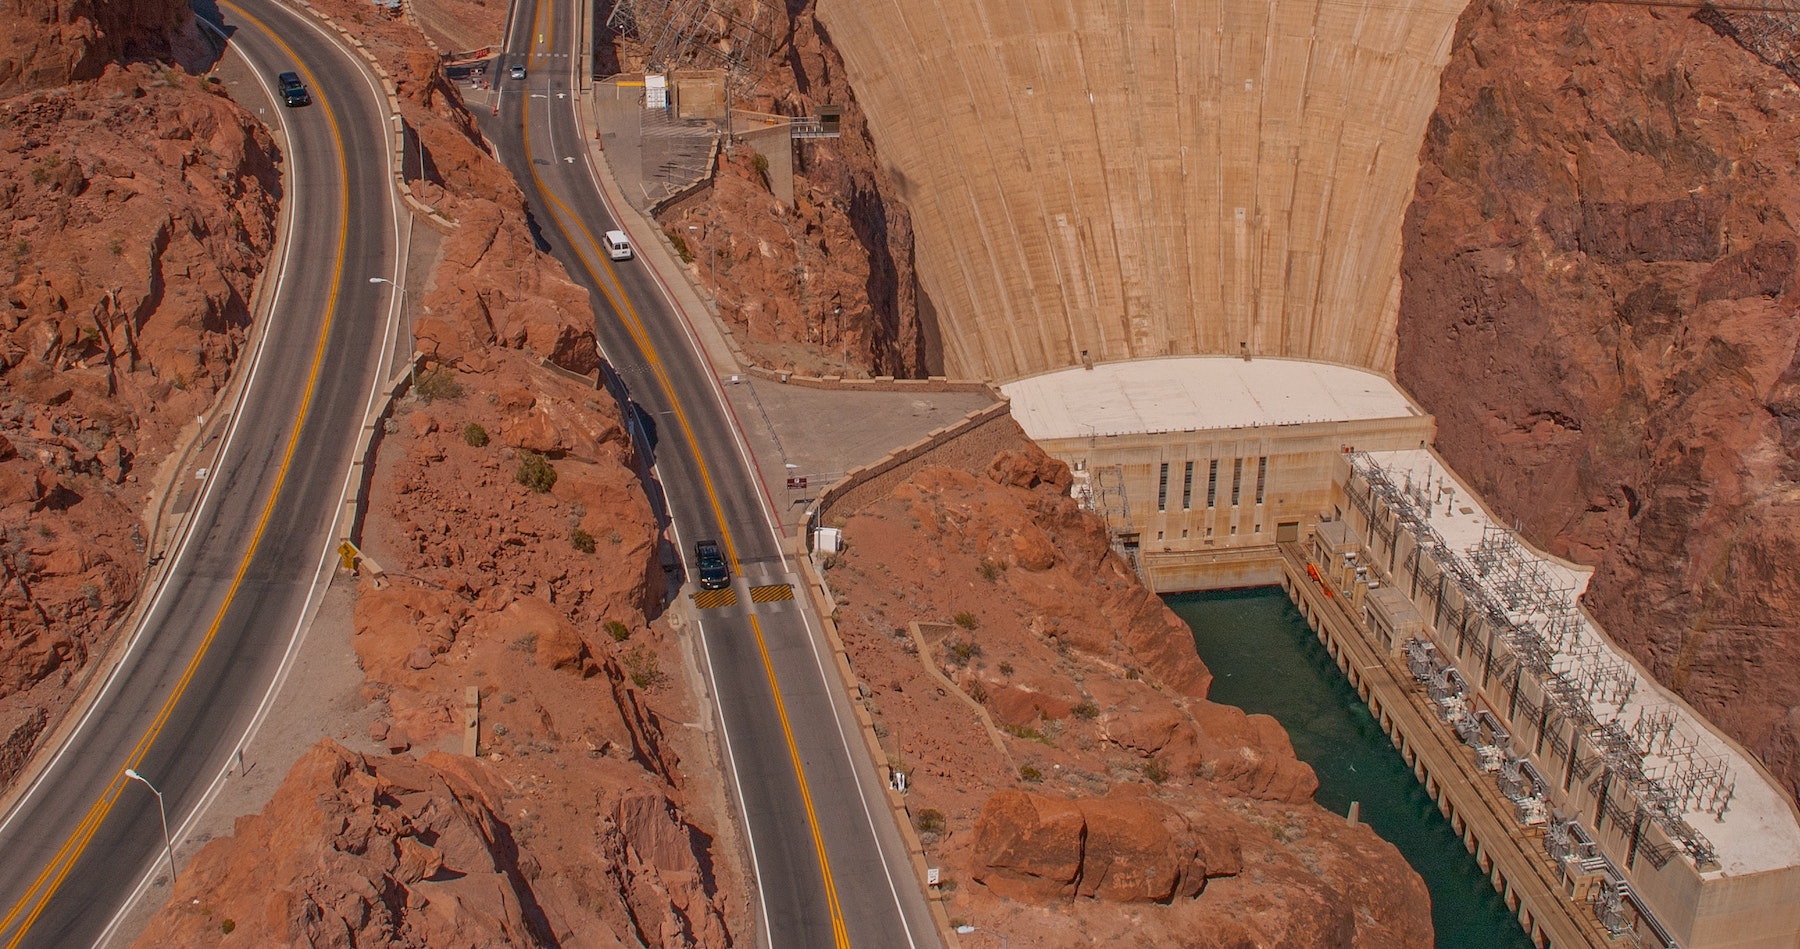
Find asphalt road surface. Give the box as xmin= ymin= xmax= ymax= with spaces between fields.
xmin=485 ymin=1 xmax=940 ymax=946
xmin=0 ymin=2 xmax=396 ymax=945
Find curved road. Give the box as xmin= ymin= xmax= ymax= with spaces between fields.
xmin=0 ymin=4 xmax=397 ymax=946
xmin=488 ymin=1 xmax=940 ymax=946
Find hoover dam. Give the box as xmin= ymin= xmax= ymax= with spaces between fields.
xmin=818 ymin=0 xmax=1466 ymax=380
xmin=808 ymin=0 xmax=1800 ymax=946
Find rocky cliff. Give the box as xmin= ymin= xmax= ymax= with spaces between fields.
xmin=0 ymin=0 xmax=207 ymax=97
xmin=822 ymin=443 xmax=1432 ymax=947
xmin=0 ymin=0 xmax=280 ymax=788
xmin=612 ymin=1 xmax=933 ymax=378
xmin=1399 ymin=0 xmax=1800 ymax=802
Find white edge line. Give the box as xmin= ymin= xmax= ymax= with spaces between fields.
xmin=689 ymin=608 xmax=777 ymax=949
xmin=793 ymin=579 xmax=923 ymax=948
xmin=87 ymin=4 xmax=406 ymax=944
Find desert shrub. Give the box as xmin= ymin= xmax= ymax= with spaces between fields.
xmin=1018 ymin=764 xmax=1043 ymax=783
xmin=415 ymin=368 xmax=463 ymax=403
xmin=947 ymin=638 xmax=982 ymax=667
xmin=997 ymin=661 xmax=1014 ymax=677
xmin=978 ymin=558 xmax=1005 ymax=582
xmin=1072 ymin=701 xmax=1100 ymax=720
xmin=463 ymin=422 xmax=489 ymax=447
xmin=516 ymin=451 xmax=557 ymax=493
xmin=915 ymin=808 xmax=946 ymax=836
xmin=625 ymin=644 xmax=665 ymax=689
xmin=953 ymin=611 xmax=979 ymax=631
xmin=605 ymin=620 xmax=631 ymax=642
xmin=571 ymin=527 xmax=596 ymax=553
xmin=1143 ymin=758 xmax=1169 ymax=784
xmin=1003 ymin=722 xmax=1053 ymax=746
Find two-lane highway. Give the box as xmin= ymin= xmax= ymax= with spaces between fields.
xmin=486 ymin=1 xmax=941 ymax=946
xmin=0 ymin=3 xmax=398 ymax=945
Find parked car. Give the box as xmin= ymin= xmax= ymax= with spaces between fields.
xmin=695 ymin=540 xmax=729 ymax=590
xmin=277 ymin=71 xmax=310 ymax=107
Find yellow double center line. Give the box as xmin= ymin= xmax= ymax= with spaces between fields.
xmin=0 ymin=7 xmax=353 ymax=945
xmin=514 ymin=19 xmax=851 ymax=944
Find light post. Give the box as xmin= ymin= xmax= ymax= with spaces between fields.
xmin=123 ymin=768 xmax=176 ymax=885
xmin=687 ymin=224 xmax=716 ymax=312
xmin=368 ymin=276 xmax=415 ymax=388
xmin=834 ymin=304 xmax=846 ymax=377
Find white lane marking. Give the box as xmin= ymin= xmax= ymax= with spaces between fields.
xmin=793 ymin=578 xmax=923 ymax=949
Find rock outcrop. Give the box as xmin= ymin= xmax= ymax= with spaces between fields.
xmin=1398 ymin=0 xmax=1800 ymax=801
xmin=135 ymin=344 xmax=745 ymax=949
xmin=616 ymin=2 xmax=932 ymax=378
xmin=971 ymin=787 xmax=1242 ymax=903
xmin=134 ymin=739 xmax=730 ymax=948
xmin=1 ymin=0 xmax=206 ymax=97
xmin=822 ymin=439 xmax=1431 ymax=947
xmin=0 ymin=0 xmax=281 ymax=789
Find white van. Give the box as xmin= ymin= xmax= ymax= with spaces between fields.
xmin=603 ymin=229 xmax=633 ymax=261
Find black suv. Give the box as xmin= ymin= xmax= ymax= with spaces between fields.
xmin=695 ymin=540 xmax=729 ymax=590
xmin=277 ymin=71 xmax=310 ymax=107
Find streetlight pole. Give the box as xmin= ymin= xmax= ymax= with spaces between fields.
xmin=687 ymin=224 xmax=715 ymax=312
xmin=123 ymin=768 xmax=176 ymax=885
xmin=368 ymin=276 xmax=414 ymax=388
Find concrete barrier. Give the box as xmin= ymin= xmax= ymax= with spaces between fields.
xmin=802 ymin=399 xmax=1023 ymax=550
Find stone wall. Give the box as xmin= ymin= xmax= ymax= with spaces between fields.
xmin=806 ymin=401 xmax=1030 ymax=545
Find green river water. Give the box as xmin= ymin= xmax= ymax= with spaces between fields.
xmin=1166 ymin=586 xmax=1537 ymax=949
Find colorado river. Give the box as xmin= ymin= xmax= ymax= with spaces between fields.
xmin=1168 ymin=586 xmax=1536 ymax=949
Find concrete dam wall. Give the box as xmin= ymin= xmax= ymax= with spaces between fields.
xmin=816 ymin=0 xmax=1469 ymax=382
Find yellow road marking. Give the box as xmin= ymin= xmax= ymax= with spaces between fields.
xmin=0 ymin=6 xmax=358 ymax=944
xmin=750 ymin=615 xmax=851 ymax=946
xmin=750 ymin=584 xmax=794 ymax=603
xmin=516 ymin=31 xmax=851 ymax=946
xmin=520 ymin=110 xmax=746 ymax=571
xmin=528 ymin=0 xmax=552 ymax=70
xmin=691 ymin=588 xmax=739 ymax=609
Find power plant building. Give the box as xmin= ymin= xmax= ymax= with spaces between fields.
xmin=1004 ymin=359 xmax=1800 ymax=948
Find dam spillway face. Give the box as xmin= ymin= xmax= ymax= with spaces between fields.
xmin=817 ymin=0 xmax=1468 ymax=381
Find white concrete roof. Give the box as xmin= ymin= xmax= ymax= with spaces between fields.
xmin=1001 ymin=356 xmax=1421 ymax=441
xmin=1367 ymin=448 xmax=1800 ymax=877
